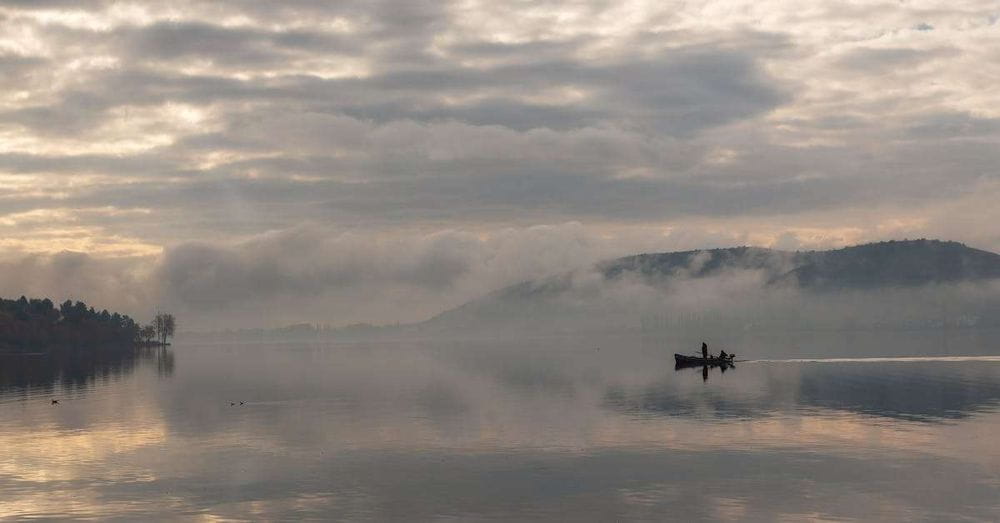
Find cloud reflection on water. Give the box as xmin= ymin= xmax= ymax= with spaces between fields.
xmin=1 ymin=338 xmax=999 ymax=520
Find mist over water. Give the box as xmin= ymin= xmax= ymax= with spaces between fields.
xmin=3 ymin=0 xmax=999 ymax=518
xmin=3 ymin=333 xmax=999 ymax=520
xmin=413 ymin=246 xmax=1000 ymax=336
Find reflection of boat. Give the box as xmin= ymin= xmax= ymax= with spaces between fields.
xmin=674 ymin=354 xmax=735 ymax=368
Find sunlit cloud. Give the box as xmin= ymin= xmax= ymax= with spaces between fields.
xmin=0 ymin=0 xmax=996 ymax=325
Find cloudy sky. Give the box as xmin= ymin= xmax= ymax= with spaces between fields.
xmin=1 ymin=0 xmax=998 ymax=328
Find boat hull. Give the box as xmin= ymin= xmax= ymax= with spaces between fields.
xmin=674 ymin=353 xmax=735 ymax=368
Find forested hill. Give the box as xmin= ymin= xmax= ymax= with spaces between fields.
xmin=771 ymin=240 xmax=1000 ymax=288
xmin=599 ymin=240 xmax=1000 ymax=289
xmin=0 ymin=297 xmax=139 ymax=351
xmin=421 ymin=239 xmax=1000 ymax=331
xmin=481 ymin=240 xmax=1000 ymax=305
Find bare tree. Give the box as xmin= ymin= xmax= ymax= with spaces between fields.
xmin=162 ymin=313 xmax=176 ymax=344
xmin=153 ymin=313 xmax=177 ymax=345
xmin=153 ymin=314 xmax=165 ymax=344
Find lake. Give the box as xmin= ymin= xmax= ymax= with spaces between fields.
xmin=2 ymin=332 xmax=1000 ymax=521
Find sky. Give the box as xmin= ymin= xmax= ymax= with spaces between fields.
xmin=1 ymin=0 xmax=998 ymax=328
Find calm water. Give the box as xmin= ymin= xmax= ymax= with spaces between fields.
xmin=2 ymin=332 xmax=1000 ymax=521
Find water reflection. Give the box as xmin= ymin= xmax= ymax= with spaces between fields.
xmin=797 ymin=362 xmax=1000 ymax=421
xmin=608 ymin=359 xmax=1000 ymax=423
xmin=1 ymin=338 xmax=999 ymax=520
xmin=674 ymin=359 xmax=733 ymax=381
xmin=0 ymin=346 xmax=174 ymax=396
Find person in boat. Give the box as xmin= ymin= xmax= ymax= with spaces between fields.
xmin=701 ymin=342 xmax=708 ymax=359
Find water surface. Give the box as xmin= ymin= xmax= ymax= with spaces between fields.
xmin=2 ymin=333 xmax=999 ymax=521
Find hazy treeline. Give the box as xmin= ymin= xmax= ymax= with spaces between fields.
xmin=635 ymin=280 xmax=1000 ymax=333
xmin=189 ymin=276 xmax=1000 ymax=342
xmin=0 ymin=296 xmax=170 ymax=351
xmin=185 ymin=322 xmax=380 ymax=343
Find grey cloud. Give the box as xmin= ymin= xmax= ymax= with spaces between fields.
xmin=836 ymin=47 xmax=958 ymax=71
xmin=0 ymin=0 xmax=106 ymax=7
xmin=0 ymin=53 xmax=47 ymax=81
xmin=172 ymin=132 xmax=268 ymax=152
xmin=777 ymin=114 xmax=869 ymax=131
xmin=447 ymin=39 xmax=589 ymax=62
xmin=0 ymin=251 xmax=153 ymax=316
xmin=604 ymin=50 xmax=788 ymax=135
xmin=9 ymin=134 xmax=994 ymax=237
xmin=0 ymin=151 xmax=183 ymax=176
xmin=35 ymin=170 xmax=899 ymax=230
xmin=173 ymin=0 xmax=452 ymax=37
xmin=5 ymin=36 xmax=785 ymax=138
xmin=154 ymin=224 xmax=631 ymax=327
xmin=1 ymin=0 xmax=998 ymax=330
xmin=4 ymin=92 xmax=112 ymax=136
xmin=340 ymin=98 xmax=605 ymax=132
xmin=360 ymin=49 xmax=786 ymax=134
xmin=0 ymin=222 xmax=625 ymax=326
xmin=4 ymin=114 xmax=996 ymax=241
xmin=114 ymin=21 xmax=357 ymax=66
xmin=160 ymin=227 xmax=480 ymax=308
xmin=0 ymin=70 xmax=261 ymax=136
xmin=905 ymin=112 xmax=1000 ymax=139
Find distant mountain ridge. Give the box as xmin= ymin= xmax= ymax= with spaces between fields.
xmin=770 ymin=240 xmax=1000 ymax=288
xmin=600 ymin=240 xmax=1000 ymax=290
xmin=422 ymin=239 xmax=1000 ymax=331
xmin=483 ymin=240 xmax=1000 ymax=303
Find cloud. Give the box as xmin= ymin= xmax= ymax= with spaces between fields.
xmin=0 ymin=52 xmax=47 ymax=82
xmin=905 ymin=111 xmax=1000 ymax=139
xmin=155 ymin=223 xmax=626 ymax=323
xmin=0 ymin=0 xmax=998 ymax=327
xmin=160 ymin=226 xmax=479 ymax=307
xmin=836 ymin=47 xmax=958 ymax=71
xmin=114 ymin=21 xmax=358 ymax=67
xmin=2 ymin=217 xmax=999 ymax=331
xmin=0 ymin=251 xmax=154 ymax=315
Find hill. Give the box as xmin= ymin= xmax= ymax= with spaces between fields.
xmin=419 ymin=240 xmax=1000 ymax=333
xmin=771 ymin=240 xmax=1000 ymax=288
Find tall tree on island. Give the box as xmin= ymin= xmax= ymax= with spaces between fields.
xmin=163 ymin=314 xmax=175 ymax=344
xmin=153 ymin=313 xmax=177 ymax=345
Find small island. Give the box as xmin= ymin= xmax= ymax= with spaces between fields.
xmin=0 ymin=295 xmax=175 ymax=352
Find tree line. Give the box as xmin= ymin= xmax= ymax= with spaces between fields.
xmin=0 ymin=296 xmax=175 ymax=351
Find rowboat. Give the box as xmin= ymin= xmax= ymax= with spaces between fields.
xmin=674 ymin=353 xmax=735 ymax=368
